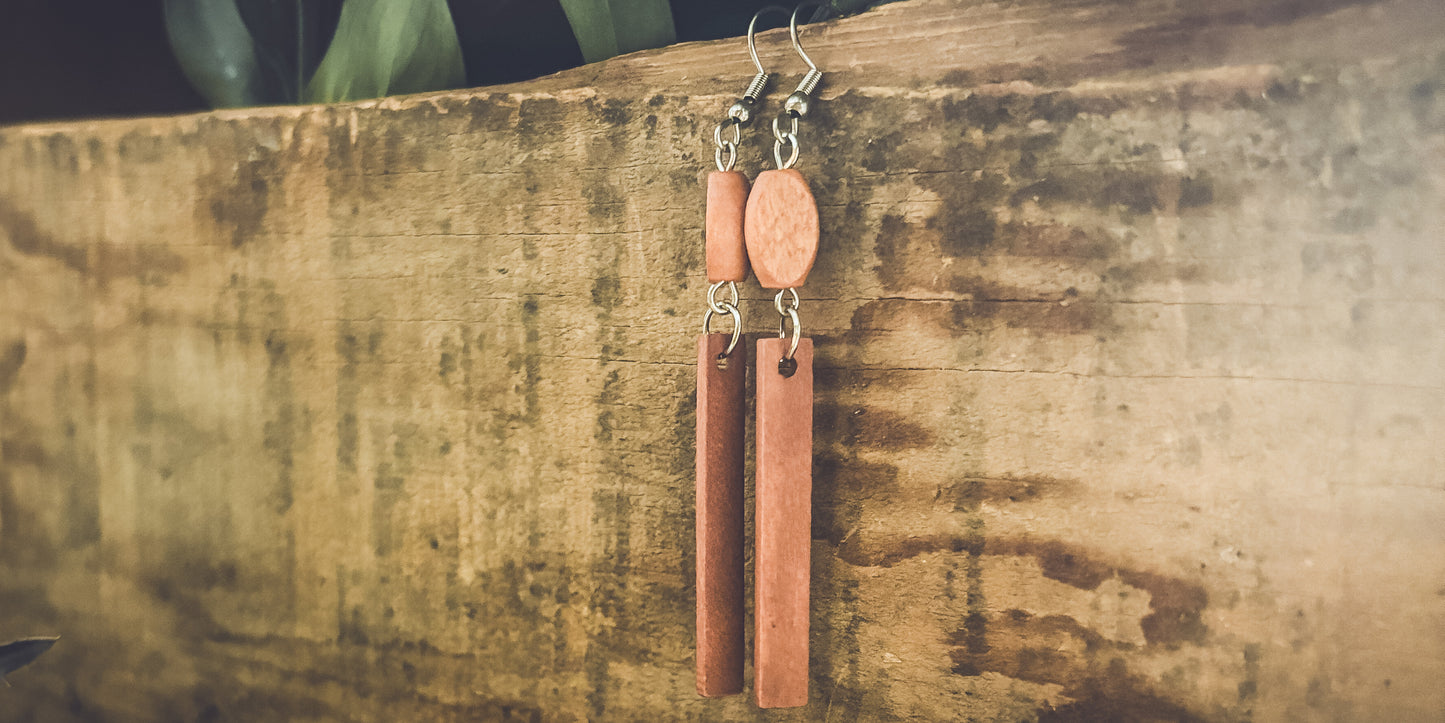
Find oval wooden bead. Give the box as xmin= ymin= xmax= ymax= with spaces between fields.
xmin=706 ymin=171 xmax=751 ymax=283
xmin=743 ymin=169 xmax=819 ymax=289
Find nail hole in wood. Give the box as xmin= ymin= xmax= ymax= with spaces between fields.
xmin=777 ymin=357 xmax=797 ymax=378
xmin=716 ymin=353 xmax=729 ymax=371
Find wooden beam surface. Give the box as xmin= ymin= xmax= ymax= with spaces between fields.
xmin=1 ymin=0 xmax=1443 ymax=720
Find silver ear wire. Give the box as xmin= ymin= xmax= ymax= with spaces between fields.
xmin=784 ymin=1 xmax=828 ymax=118
xmin=716 ymin=6 xmax=791 ymax=171
xmin=767 ymin=1 xmax=831 ymax=169
xmin=730 ymin=6 xmax=791 ymax=124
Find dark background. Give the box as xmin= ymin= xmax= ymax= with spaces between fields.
xmin=0 ymin=0 xmax=796 ymax=125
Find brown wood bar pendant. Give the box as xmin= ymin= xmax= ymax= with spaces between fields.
xmin=695 ymin=333 xmax=746 ymax=696
xmin=753 ymin=337 xmax=814 ymax=708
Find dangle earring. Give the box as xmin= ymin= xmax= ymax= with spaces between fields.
xmin=695 ymin=6 xmax=788 ymax=699
xmin=745 ymin=2 xmax=825 ymax=709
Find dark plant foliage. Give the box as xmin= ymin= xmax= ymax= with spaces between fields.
xmin=0 ymin=638 xmax=58 ymax=686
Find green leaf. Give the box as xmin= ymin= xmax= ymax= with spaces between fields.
xmin=304 ymin=0 xmax=465 ymax=104
xmin=0 ymin=637 xmax=58 ymax=685
xmin=558 ymin=0 xmax=677 ymax=64
xmin=234 ymin=0 xmax=343 ymax=104
xmin=830 ymin=0 xmax=873 ymax=13
xmin=164 ymin=0 xmax=265 ymax=108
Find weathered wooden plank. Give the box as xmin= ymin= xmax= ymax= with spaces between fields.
xmin=1 ymin=0 xmax=1443 ymax=720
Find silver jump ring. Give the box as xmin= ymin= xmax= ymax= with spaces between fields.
xmin=707 ymin=281 xmax=739 ymax=315
xmin=715 ymin=118 xmax=742 ymax=148
xmin=777 ymin=308 xmax=801 ymax=360
xmin=714 ymin=120 xmax=742 ymax=171
xmin=771 ymin=114 xmax=799 ymax=144
xmin=771 ymin=114 xmax=801 ymax=169
xmin=715 ymin=141 xmax=737 ymax=172
xmin=773 ymin=288 xmax=801 ymax=360
xmin=773 ymin=287 xmax=800 ymax=315
xmin=773 ymin=133 xmax=799 ymax=170
xmin=703 ymin=304 xmax=743 ymax=358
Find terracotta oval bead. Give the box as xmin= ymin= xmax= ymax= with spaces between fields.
xmin=743 ymin=169 xmax=819 ymax=289
xmin=705 ymin=171 xmax=751 ymax=283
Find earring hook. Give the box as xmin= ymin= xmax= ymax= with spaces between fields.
xmin=788 ymin=1 xmax=827 ymax=73
xmin=747 ymin=6 xmax=792 ymax=78
xmin=781 ymin=1 xmax=828 ymax=119
xmin=718 ymin=6 xmax=790 ymax=170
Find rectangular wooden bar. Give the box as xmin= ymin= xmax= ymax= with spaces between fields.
xmin=695 ymin=333 xmax=746 ymax=697
xmin=753 ymin=337 xmax=814 ymax=709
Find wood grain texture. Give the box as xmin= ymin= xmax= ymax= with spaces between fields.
xmin=754 ymin=337 xmax=815 ymax=709
xmin=706 ymin=171 xmax=751 ymax=283
xmin=695 ymin=333 xmax=745 ymax=697
xmin=744 ymin=169 xmax=819 ymax=289
xmin=2 ymin=0 xmax=1445 ymax=720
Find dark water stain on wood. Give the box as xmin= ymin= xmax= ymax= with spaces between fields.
xmin=40 ymin=133 xmax=80 ymax=176
xmin=253 ymin=284 xmax=299 ymax=516
xmin=945 ymin=475 xmax=1078 ymax=510
xmin=813 ymin=453 xmax=900 ymax=546
xmin=850 ymin=295 xmax=1097 ymax=339
xmin=0 ymin=338 xmax=26 ymax=393
xmin=993 ymin=222 xmax=1113 ymax=259
xmin=958 ymin=535 xmax=990 ymax=684
xmin=987 ymin=538 xmax=1209 ymax=648
xmin=583 ymin=485 xmax=631 ymax=719
xmin=1240 ymin=643 xmax=1262 ymax=703
xmin=464 ymin=557 xmax=578 ymax=676
xmin=670 ymin=364 xmax=697 ymax=479
xmin=465 ymin=93 xmax=519 ymax=133
xmin=519 ymin=296 xmax=543 ymax=425
xmin=200 ymin=152 xmax=276 ymax=249
xmin=334 ymin=323 xmax=362 ymax=477
xmin=57 ymin=365 xmax=102 ymax=550
xmin=815 ymin=403 xmax=937 ymax=451
xmin=514 ymin=97 xmax=566 ymax=147
xmin=375 ymin=420 xmax=423 ymax=561
xmin=372 ymin=461 xmax=407 ymax=558
xmin=1011 ymin=166 xmax=1168 ymax=216
xmin=0 ymin=468 xmax=56 ymax=569
xmin=322 ymin=113 xmax=359 ymax=174
xmin=949 ymin=610 xmax=1210 ymax=722
xmin=582 ymin=222 xmax=634 ymax=717
xmin=815 ymin=572 xmax=868 ymax=721
xmin=584 ymin=96 xmax=632 ymax=128
xmin=117 ymin=129 xmax=168 ymax=163
xmin=0 ymin=433 xmax=48 ymax=468
xmin=835 ymin=531 xmax=978 ymax=568
xmin=832 ymin=529 xmax=1207 ymax=648
xmin=1043 ymin=0 xmax=1386 ymax=85
xmin=1178 ymin=174 xmax=1216 ymax=209
xmin=332 ymin=319 xmax=385 ymax=494
xmin=0 ymin=198 xmax=185 ymax=287
xmin=845 ymin=77 xmax=1259 ymax=342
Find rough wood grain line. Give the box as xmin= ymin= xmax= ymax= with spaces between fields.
xmin=744 ymin=169 xmax=819 ymax=290
xmin=706 ymin=171 xmax=750 ymax=283
xmin=1 ymin=0 xmax=1444 ymax=720
xmin=695 ymin=333 xmax=746 ymax=697
xmin=754 ymin=337 xmax=814 ymax=709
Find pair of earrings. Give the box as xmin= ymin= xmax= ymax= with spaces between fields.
xmin=695 ymin=3 xmax=825 ymax=710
